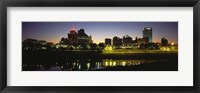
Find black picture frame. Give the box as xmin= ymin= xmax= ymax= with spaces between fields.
xmin=0 ymin=0 xmax=199 ymax=93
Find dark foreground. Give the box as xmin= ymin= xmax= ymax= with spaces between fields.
xmin=22 ymin=50 xmax=178 ymax=71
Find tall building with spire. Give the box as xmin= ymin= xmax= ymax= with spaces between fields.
xmin=68 ymin=27 xmax=78 ymax=45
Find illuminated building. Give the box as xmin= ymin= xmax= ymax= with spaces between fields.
xmin=113 ymin=36 xmax=122 ymax=46
xmin=77 ymin=29 xmax=90 ymax=45
xmin=68 ymin=27 xmax=78 ymax=45
xmin=161 ymin=37 xmax=168 ymax=46
xmin=105 ymin=38 xmax=111 ymax=45
xmin=122 ymin=35 xmax=132 ymax=45
xmin=143 ymin=27 xmax=152 ymax=43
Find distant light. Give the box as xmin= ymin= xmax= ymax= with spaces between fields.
xmin=109 ymin=62 xmax=113 ymax=66
xmin=113 ymin=62 xmax=116 ymax=66
xmin=105 ymin=62 xmax=109 ymax=66
xmin=104 ymin=45 xmax=113 ymax=51
xmin=171 ymin=43 xmax=174 ymax=46
xmin=78 ymin=65 xmax=81 ymax=70
xmin=146 ymin=27 xmax=152 ymax=30
xmin=87 ymin=63 xmax=90 ymax=69
xmin=122 ymin=61 xmax=126 ymax=66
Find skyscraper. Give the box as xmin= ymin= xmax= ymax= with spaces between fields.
xmin=105 ymin=38 xmax=111 ymax=45
xmin=113 ymin=36 xmax=122 ymax=46
xmin=77 ymin=29 xmax=89 ymax=45
xmin=143 ymin=27 xmax=152 ymax=43
xmin=68 ymin=27 xmax=78 ymax=45
xmin=122 ymin=35 xmax=132 ymax=45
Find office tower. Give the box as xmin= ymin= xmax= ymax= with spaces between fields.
xmin=123 ymin=35 xmax=132 ymax=45
xmin=143 ymin=27 xmax=152 ymax=43
xmin=68 ymin=27 xmax=78 ymax=45
xmin=113 ymin=36 xmax=122 ymax=46
xmin=77 ymin=29 xmax=90 ymax=45
xmin=105 ymin=38 xmax=111 ymax=45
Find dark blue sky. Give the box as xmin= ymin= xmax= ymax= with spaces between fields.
xmin=22 ymin=22 xmax=178 ymax=44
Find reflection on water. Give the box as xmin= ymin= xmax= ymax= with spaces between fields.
xmin=103 ymin=59 xmax=144 ymax=67
xmin=22 ymin=50 xmax=178 ymax=71
xmin=22 ymin=59 xmax=170 ymax=71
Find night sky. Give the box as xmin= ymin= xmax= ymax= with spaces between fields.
xmin=22 ymin=22 xmax=178 ymax=44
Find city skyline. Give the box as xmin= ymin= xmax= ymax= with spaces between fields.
xmin=22 ymin=22 xmax=178 ymax=44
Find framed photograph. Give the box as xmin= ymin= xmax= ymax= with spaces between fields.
xmin=0 ymin=0 xmax=199 ymax=93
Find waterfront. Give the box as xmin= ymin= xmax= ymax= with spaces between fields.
xmin=22 ymin=50 xmax=178 ymax=71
